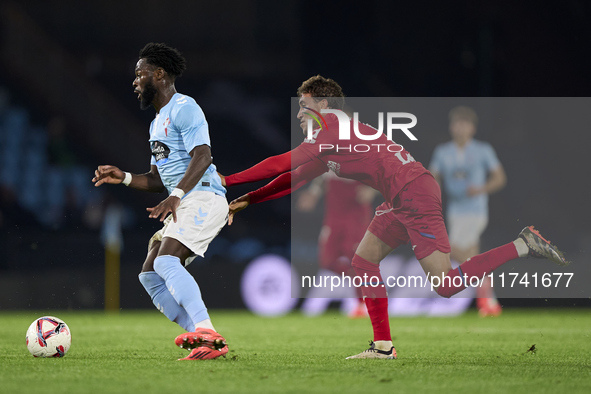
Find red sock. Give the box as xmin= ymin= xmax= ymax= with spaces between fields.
xmin=351 ymin=254 xmax=390 ymax=341
xmin=476 ymin=276 xmax=495 ymax=299
xmin=437 ymin=242 xmax=519 ymax=298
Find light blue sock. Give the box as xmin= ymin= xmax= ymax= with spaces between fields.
xmin=138 ymin=271 xmax=194 ymax=332
xmin=153 ymin=255 xmax=210 ymax=325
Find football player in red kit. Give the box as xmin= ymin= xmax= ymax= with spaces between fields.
xmin=220 ymin=75 xmax=569 ymax=359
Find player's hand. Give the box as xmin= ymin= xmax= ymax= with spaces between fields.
xmin=467 ymin=185 xmax=485 ymax=196
xmin=217 ymin=172 xmax=226 ymax=187
xmin=146 ymin=195 xmax=181 ymax=222
xmin=295 ymin=190 xmax=318 ymax=212
xmin=92 ymin=165 xmax=125 ymax=187
xmin=228 ymin=194 xmax=250 ymax=225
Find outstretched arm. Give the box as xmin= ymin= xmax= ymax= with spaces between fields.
xmin=249 ymin=160 xmax=327 ymax=204
xmin=93 ymin=164 xmax=165 ymax=193
xmin=228 ymin=160 xmax=327 ymax=225
xmin=223 ymin=146 xmax=313 ymax=187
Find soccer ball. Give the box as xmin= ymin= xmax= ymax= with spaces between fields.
xmin=25 ymin=316 xmax=72 ymax=358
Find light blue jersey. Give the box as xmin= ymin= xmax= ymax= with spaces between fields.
xmin=429 ymin=139 xmax=500 ymax=215
xmin=149 ymin=93 xmax=225 ymax=197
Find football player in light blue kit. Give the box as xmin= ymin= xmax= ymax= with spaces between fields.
xmin=429 ymin=106 xmax=507 ymax=316
xmin=92 ymin=43 xmax=229 ymax=360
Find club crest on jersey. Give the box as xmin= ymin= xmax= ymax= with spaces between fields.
xmin=151 ymin=141 xmax=170 ymax=165
xmin=163 ymin=117 xmax=171 ymax=136
xmin=327 ymin=160 xmax=340 ymax=175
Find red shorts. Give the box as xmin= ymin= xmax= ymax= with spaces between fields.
xmin=367 ymin=173 xmax=451 ymax=260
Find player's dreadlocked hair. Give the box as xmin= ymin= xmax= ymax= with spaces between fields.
xmin=139 ymin=43 xmax=187 ymax=79
xmin=297 ymin=75 xmax=345 ymax=109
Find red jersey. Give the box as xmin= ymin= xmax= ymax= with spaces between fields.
xmin=323 ymin=173 xmax=372 ymax=221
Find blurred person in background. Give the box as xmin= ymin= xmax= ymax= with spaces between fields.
xmin=429 ymin=106 xmax=507 ymax=316
xmin=297 ymin=173 xmax=376 ymax=318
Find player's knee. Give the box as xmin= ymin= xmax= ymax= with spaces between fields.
xmin=141 ymin=259 xmax=155 ymax=273
xmin=141 ymin=254 xmax=157 ymax=273
xmin=142 ymin=241 xmax=160 ymax=273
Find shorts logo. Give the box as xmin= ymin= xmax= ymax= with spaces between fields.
xmin=194 ymin=208 xmax=208 ymax=225
xmin=151 ymin=141 xmax=170 ymax=165
xmin=177 ymin=228 xmax=185 ymax=235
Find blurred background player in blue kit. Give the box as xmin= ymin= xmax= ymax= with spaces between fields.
xmin=429 ymin=106 xmax=507 ymax=316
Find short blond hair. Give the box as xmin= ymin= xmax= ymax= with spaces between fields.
xmin=449 ymin=106 xmax=478 ymax=125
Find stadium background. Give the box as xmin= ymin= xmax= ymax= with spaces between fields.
xmin=0 ymin=0 xmax=589 ymax=311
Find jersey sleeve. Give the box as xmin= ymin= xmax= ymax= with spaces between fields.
xmin=429 ymin=145 xmax=444 ymax=174
xmin=226 ymin=151 xmax=292 ymax=186
xmin=173 ymin=102 xmax=210 ymax=153
xmin=225 ymin=144 xmax=314 ymax=186
xmin=248 ymin=160 xmax=327 ymax=204
xmin=482 ymin=143 xmax=501 ymax=171
xmin=296 ymin=126 xmax=334 ymax=161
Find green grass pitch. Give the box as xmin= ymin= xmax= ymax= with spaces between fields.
xmin=1 ymin=309 xmax=590 ymax=393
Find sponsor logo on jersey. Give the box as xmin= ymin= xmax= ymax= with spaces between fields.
xmin=151 ymin=141 xmax=171 ymax=165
